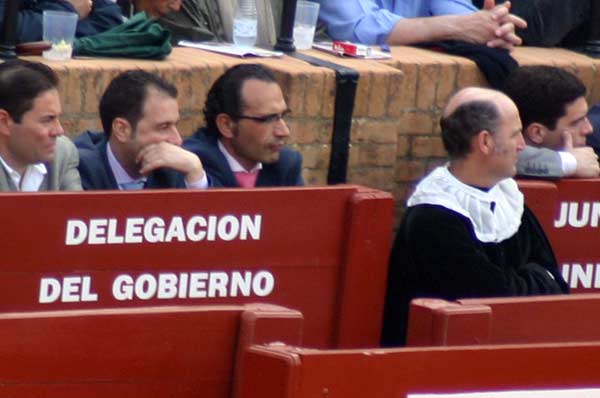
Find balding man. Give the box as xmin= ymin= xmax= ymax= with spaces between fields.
xmin=381 ymin=87 xmax=568 ymax=347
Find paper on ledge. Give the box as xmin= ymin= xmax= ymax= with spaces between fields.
xmin=179 ymin=41 xmax=284 ymax=58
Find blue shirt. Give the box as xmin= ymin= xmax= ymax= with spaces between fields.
xmin=315 ymin=0 xmax=477 ymax=45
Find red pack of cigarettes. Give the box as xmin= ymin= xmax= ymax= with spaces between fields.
xmin=332 ymin=41 xmax=372 ymax=57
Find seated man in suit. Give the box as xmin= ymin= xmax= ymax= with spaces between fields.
xmin=0 ymin=60 xmax=81 ymax=192
xmin=381 ymin=87 xmax=568 ymax=347
xmin=0 ymin=0 xmax=124 ymax=44
xmin=184 ymin=64 xmax=303 ymax=188
xmin=75 ymin=70 xmax=207 ymax=190
xmin=503 ymin=65 xmax=599 ymax=178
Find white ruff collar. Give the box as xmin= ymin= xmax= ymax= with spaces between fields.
xmin=408 ymin=166 xmax=524 ymax=243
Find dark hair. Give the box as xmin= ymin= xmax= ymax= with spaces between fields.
xmin=203 ymin=64 xmax=277 ymax=136
xmin=0 ymin=60 xmax=58 ymax=123
xmin=503 ymin=66 xmax=586 ymax=130
xmin=99 ymin=70 xmax=177 ymax=136
xmin=441 ymin=100 xmax=500 ymax=159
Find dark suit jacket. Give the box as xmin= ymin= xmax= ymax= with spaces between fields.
xmin=0 ymin=0 xmax=123 ymax=43
xmin=587 ymin=102 xmax=600 ymax=158
xmin=74 ymin=131 xmax=186 ymax=190
xmin=183 ymin=128 xmax=304 ymax=188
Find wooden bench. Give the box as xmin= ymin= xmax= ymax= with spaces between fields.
xmin=0 ymin=185 xmax=393 ymax=348
xmin=0 ymin=303 xmax=302 ymax=398
xmin=236 ymin=341 xmax=600 ymax=398
xmin=407 ymin=294 xmax=600 ymax=346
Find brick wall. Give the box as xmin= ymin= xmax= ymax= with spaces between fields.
xmin=25 ymin=46 xmax=600 ymax=226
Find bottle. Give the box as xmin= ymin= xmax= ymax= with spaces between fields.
xmin=232 ymin=0 xmax=258 ymax=47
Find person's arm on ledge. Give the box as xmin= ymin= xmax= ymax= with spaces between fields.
xmin=387 ymin=0 xmax=526 ymax=50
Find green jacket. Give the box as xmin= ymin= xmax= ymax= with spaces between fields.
xmin=74 ymin=12 xmax=172 ymax=59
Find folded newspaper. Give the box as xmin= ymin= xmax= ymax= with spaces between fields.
xmin=179 ymin=41 xmax=284 ymax=58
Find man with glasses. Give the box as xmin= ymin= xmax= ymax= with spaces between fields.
xmin=184 ymin=64 xmax=303 ymax=188
xmin=75 ymin=70 xmax=208 ymax=190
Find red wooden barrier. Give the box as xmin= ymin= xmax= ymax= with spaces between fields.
xmin=0 ymin=303 xmax=302 ymax=398
xmin=237 ymin=342 xmax=600 ymax=398
xmin=0 ymin=185 xmax=393 ymax=348
xmin=407 ymin=294 xmax=600 ymax=346
xmin=519 ymin=179 xmax=600 ymax=292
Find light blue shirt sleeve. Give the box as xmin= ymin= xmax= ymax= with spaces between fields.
xmin=315 ymin=0 xmax=477 ymax=45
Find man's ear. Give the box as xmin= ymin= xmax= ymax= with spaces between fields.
xmin=0 ymin=109 xmax=12 ymax=137
xmin=111 ymin=117 xmax=132 ymax=143
xmin=215 ymin=113 xmax=236 ymax=139
xmin=523 ymin=123 xmax=545 ymax=145
xmin=475 ymin=129 xmax=494 ymax=156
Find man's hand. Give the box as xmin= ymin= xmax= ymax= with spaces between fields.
xmin=137 ymin=142 xmax=206 ymax=184
xmin=457 ymin=0 xmax=526 ymax=51
xmin=66 ymin=0 xmax=93 ymax=19
xmin=486 ymin=1 xmax=527 ymax=49
xmin=563 ymin=131 xmax=600 ymax=178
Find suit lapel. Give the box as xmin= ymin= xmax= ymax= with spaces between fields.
xmin=0 ymin=164 xmax=15 ymax=191
xmin=99 ymin=140 xmax=120 ymax=189
xmin=208 ymin=134 xmax=240 ymax=187
xmin=255 ymin=164 xmax=277 ymax=187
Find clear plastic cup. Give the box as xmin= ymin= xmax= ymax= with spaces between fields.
xmin=293 ymin=1 xmax=320 ymax=50
xmin=42 ymin=10 xmax=78 ymax=61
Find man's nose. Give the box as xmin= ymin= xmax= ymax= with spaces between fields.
xmin=167 ymin=126 xmax=182 ymax=146
xmin=582 ymin=117 xmax=594 ymax=136
xmin=516 ymin=132 xmax=526 ymax=152
xmin=273 ymin=119 xmax=290 ymax=138
xmin=49 ymin=119 xmax=64 ymax=137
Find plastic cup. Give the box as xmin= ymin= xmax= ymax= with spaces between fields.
xmin=42 ymin=10 xmax=78 ymax=61
xmin=293 ymin=1 xmax=320 ymax=50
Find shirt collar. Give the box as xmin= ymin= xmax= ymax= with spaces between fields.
xmin=408 ymin=165 xmax=524 ymax=243
xmin=0 ymin=153 xmax=47 ymax=191
xmin=107 ymin=142 xmax=146 ymax=189
xmin=218 ymin=139 xmax=262 ymax=173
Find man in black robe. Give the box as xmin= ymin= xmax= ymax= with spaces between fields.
xmin=381 ymin=87 xmax=569 ymax=347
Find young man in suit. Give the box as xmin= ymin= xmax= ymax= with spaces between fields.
xmin=75 ymin=70 xmax=207 ymax=190
xmin=0 ymin=60 xmax=81 ymax=192
xmin=184 ymin=64 xmax=303 ymax=188
xmin=503 ymin=66 xmax=599 ymax=178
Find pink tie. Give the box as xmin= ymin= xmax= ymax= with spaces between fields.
xmin=234 ymin=170 xmax=258 ymax=188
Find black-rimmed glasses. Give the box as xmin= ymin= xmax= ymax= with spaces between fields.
xmin=232 ymin=110 xmax=291 ymax=124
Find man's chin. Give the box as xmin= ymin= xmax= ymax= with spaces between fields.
xmin=41 ymin=149 xmax=56 ymax=163
xmin=265 ymin=152 xmax=281 ymax=164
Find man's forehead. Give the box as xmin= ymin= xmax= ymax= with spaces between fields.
xmin=241 ymin=79 xmax=283 ymax=101
xmin=142 ymin=88 xmax=177 ymax=110
xmin=29 ymin=88 xmax=61 ymax=113
xmin=562 ymin=96 xmax=588 ymax=117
